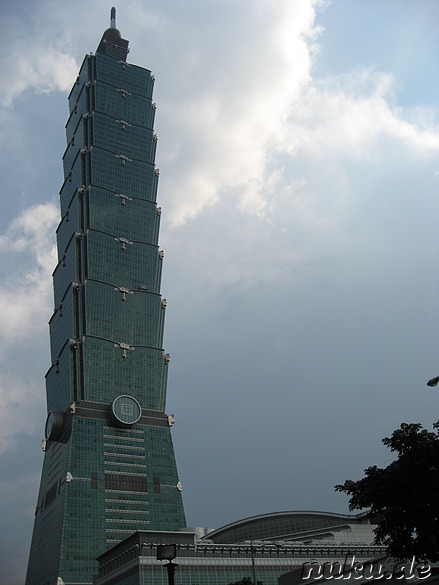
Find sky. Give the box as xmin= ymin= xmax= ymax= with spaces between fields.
xmin=0 ymin=0 xmax=438 ymax=582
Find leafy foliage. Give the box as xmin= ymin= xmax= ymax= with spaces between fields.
xmin=336 ymin=421 xmax=439 ymax=561
xmin=228 ymin=577 xmax=263 ymax=585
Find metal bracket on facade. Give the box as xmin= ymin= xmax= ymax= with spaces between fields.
xmin=69 ymin=338 xmax=80 ymax=350
xmin=114 ymin=342 xmax=135 ymax=359
xmin=114 ymin=236 xmax=133 ymax=251
xmin=114 ymin=286 xmax=133 ymax=301
xmin=116 ymin=154 xmax=132 ymax=165
xmin=117 ymin=88 xmax=132 ymax=99
xmin=115 ymin=192 xmax=132 ymax=205
xmin=117 ymin=119 xmax=132 ymax=130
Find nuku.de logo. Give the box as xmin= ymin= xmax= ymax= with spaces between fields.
xmin=301 ymin=555 xmax=431 ymax=581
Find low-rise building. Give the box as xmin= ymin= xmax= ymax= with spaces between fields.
xmin=96 ymin=511 xmax=385 ymax=585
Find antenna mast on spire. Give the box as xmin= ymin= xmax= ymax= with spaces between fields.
xmin=97 ymin=6 xmax=128 ymax=60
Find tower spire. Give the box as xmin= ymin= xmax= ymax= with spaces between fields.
xmin=96 ymin=6 xmax=129 ymax=61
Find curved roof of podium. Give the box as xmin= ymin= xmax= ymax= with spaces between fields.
xmin=204 ymin=510 xmax=372 ymax=544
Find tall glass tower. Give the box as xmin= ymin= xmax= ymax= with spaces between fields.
xmin=26 ymin=10 xmax=186 ymax=585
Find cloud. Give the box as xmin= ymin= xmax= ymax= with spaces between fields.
xmin=285 ymin=69 xmax=439 ymax=160
xmin=150 ymin=4 xmax=438 ymax=232
xmin=0 ymin=203 xmax=58 ymax=451
xmin=3 ymin=0 xmax=435 ymax=232
xmin=0 ymin=48 xmax=78 ymax=108
xmin=0 ymin=202 xmax=58 ymax=338
xmin=0 ymin=8 xmax=78 ymax=109
xmin=153 ymin=0 xmax=322 ymax=226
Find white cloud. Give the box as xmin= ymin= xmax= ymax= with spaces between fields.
xmin=0 ymin=203 xmax=58 ymax=451
xmin=0 ymin=203 xmax=58 ymax=332
xmin=155 ymin=0 xmax=321 ymax=226
xmin=0 ymin=46 xmax=78 ymax=107
xmin=153 ymin=3 xmax=439 ymax=230
xmin=0 ymin=202 xmax=58 ymax=252
xmin=284 ymin=70 xmax=439 ymax=161
xmin=0 ymin=40 xmax=78 ymax=108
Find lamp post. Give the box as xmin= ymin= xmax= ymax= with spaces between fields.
xmin=157 ymin=544 xmax=178 ymax=585
xmin=164 ymin=560 xmax=178 ymax=585
xmin=250 ymin=541 xmax=258 ymax=585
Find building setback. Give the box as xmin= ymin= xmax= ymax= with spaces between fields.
xmin=25 ymin=10 xmax=186 ymax=585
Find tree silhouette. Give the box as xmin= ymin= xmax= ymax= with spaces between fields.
xmin=336 ymin=421 xmax=439 ymax=561
xmin=228 ymin=577 xmax=263 ymax=585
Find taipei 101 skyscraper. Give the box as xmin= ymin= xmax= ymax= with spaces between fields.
xmin=26 ymin=10 xmax=186 ymax=585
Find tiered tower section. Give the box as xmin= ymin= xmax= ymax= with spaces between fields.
xmin=26 ymin=15 xmax=186 ymax=585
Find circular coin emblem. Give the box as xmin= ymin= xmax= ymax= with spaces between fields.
xmin=111 ymin=395 xmax=141 ymax=427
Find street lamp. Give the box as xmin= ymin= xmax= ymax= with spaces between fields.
xmin=157 ymin=544 xmax=178 ymax=585
xmin=427 ymin=376 xmax=439 ymax=387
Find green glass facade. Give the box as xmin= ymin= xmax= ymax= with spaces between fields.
xmin=26 ymin=20 xmax=185 ymax=585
